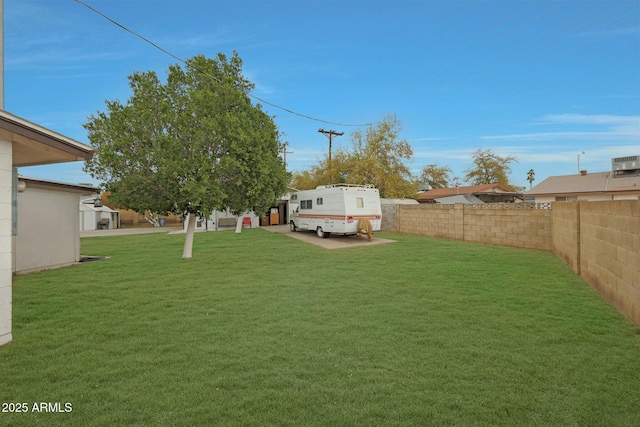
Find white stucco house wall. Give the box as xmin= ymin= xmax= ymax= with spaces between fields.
xmin=14 ymin=177 xmax=98 ymax=274
xmin=1 ymin=110 xmax=94 ymax=346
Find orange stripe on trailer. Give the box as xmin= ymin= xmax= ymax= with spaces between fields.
xmin=298 ymin=214 xmax=381 ymax=220
xmin=298 ymin=214 xmax=346 ymax=220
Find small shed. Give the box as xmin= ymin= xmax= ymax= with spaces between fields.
xmin=79 ymin=196 xmax=120 ymax=231
xmin=15 ymin=178 xmax=98 ymax=274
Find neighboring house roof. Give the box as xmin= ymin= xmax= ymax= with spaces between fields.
xmin=526 ymin=171 xmax=640 ymax=196
xmin=1 ymin=110 xmax=94 ymax=167
xmin=381 ymin=198 xmax=420 ymax=205
xmin=19 ymin=176 xmax=99 ymax=194
xmin=416 ymin=183 xmax=516 ymax=203
xmin=435 ymin=194 xmax=484 ymax=204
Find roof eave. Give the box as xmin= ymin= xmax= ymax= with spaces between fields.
xmin=0 ymin=110 xmax=94 ymax=167
xmin=19 ymin=176 xmax=99 ymax=193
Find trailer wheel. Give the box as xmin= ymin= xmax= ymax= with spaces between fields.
xmin=289 ymin=221 xmax=297 ymax=232
xmin=316 ymin=227 xmax=328 ymax=238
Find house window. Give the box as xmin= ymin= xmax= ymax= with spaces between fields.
xmin=301 ymin=200 xmax=312 ymax=209
xmin=356 ymin=197 xmax=364 ymax=208
xmin=291 ymin=194 xmax=297 ymax=201
xmin=317 ymin=198 xmax=323 ymax=205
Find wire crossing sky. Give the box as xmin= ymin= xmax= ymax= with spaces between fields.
xmin=5 ymin=0 xmax=639 ymax=188
xmin=73 ymin=0 xmax=371 ymax=127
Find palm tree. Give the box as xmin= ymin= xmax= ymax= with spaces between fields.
xmin=527 ymin=169 xmax=535 ymax=190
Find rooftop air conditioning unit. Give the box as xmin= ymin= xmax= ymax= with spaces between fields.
xmin=612 ymin=155 xmax=640 ymax=175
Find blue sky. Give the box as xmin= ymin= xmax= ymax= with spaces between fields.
xmin=6 ymin=0 xmax=640 ymax=189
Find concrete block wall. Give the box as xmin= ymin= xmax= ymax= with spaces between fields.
xmin=398 ymin=204 xmax=458 ymax=240
xmin=397 ymin=203 xmax=552 ymax=250
xmin=462 ymin=206 xmax=552 ymax=250
xmin=551 ymin=202 xmax=581 ymax=273
xmin=574 ymin=201 xmax=639 ymax=326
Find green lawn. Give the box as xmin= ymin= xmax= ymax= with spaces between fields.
xmin=1 ymin=229 xmax=639 ymax=426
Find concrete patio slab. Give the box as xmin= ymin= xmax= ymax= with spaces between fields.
xmin=261 ymin=224 xmax=395 ymax=250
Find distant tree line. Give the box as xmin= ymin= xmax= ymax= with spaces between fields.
xmin=290 ymin=115 xmax=524 ymax=197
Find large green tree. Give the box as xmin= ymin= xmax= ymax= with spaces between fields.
xmin=419 ymin=164 xmax=452 ymax=189
xmin=291 ymin=115 xmax=416 ymax=197
xmin=84 ymin=53 xmax=289 ymax=258
xmin=464 ymin=148 xmax=518 ymax=190
xmin=348 ymin=115 xmax=416 ymax=198
xmin=290 ymin=148 xmax=352 ymax=190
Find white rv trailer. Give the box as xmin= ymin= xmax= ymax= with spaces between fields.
xmin=289 ymin=184 xmax=382 ymax=238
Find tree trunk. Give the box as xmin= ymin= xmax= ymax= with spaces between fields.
xmin=182 ymin=214 xmax=196 ymax=259
xmin=235 ymin=216 xmax=243 ymax=234
xmin=144 ymin=211 xmax=161 ymax=227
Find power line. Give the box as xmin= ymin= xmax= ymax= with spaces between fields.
xmin=73 ymin=0 xmax=370 ymax=127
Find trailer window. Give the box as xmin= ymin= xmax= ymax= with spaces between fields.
xmin=301 ymin=200 xmax=312 ymax=209
xmin=356 ymin=197 xmax=364 ymax=208
xmin=317 ymin=198 xmax=323 ymax=205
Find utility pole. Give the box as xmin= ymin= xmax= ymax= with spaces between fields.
xmin=318 ymin=128 xmax=343 ymax=182
xmin=281 ymin=142 xmax=293 ymax=171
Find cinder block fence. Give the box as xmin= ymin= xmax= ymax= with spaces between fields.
xmin=387 ymin=201 xmax=639 ymax=327
xmin=570 ymin=201 xmax=639 ymax=327
xmin=397 ymin=203 xmax=553 ymax=250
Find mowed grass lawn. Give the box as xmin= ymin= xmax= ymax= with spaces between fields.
xmin=1 ymin=229 xmax=639 ymax=426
